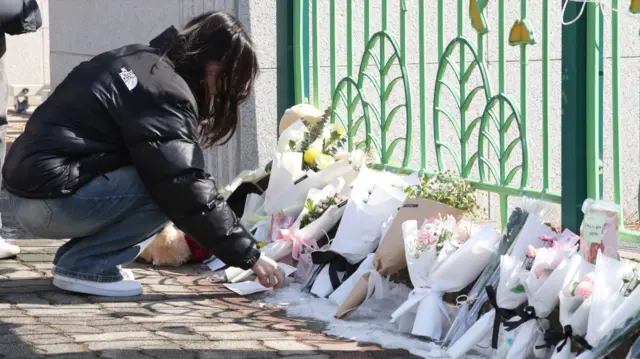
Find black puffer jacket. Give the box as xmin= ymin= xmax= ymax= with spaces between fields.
xmin=3 ymin=26 xmax=261 ymax=270
xmin=0 ymin=0 xmax=42 ymax=58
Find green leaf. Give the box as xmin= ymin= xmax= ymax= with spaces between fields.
xmin=510 ymin=284 xmax=525 ymax=294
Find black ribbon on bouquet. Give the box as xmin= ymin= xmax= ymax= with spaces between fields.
xmin=535 ymin=325 xmax=593 ymax=352
xmin=503 ymin=305 xmax=538 ymax=332
xmin=486 ymin=286 xmax=518 ymax=349
xmin=311 ymin=250 xmax=363 ymax=290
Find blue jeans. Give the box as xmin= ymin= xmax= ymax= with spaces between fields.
xmin=8 ymin=166 xmax=169 ymax=282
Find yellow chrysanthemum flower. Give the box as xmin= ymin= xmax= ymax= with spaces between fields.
xmin=304 ymin=148 xmax=322 ymax=165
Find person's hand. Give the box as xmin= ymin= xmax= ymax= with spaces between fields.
xmin=252 ymin=256 xmax=286 ymax=289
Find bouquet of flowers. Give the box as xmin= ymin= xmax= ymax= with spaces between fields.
xmin=305 ymin=166 xmax=407 ymax=298
xmin=263 ymin=106 xmax=358 ymax=216
xmin=502 ymin=234 xmax=578 ymax=359
xmin=577 ymin=257 xmax=639 ymax=358
xmin=445 ymin=201 xmax=556 ymax=357
xmin=446 ymin=231 xmax=573 ymax=359
xmin=373 ymin=172 xmax=473 ymax=277
xmin=226 ymin=179 xmax=347 ymax=284
xmin=390 ymin=220 xmax=501 ymax=340
xmin=534 ymin=253 xmax=596 ymax=359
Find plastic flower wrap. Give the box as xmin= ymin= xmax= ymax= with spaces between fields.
xmin=503 ymin=235 xmax=578 ymax=359
xmin=445 ymin=200 xmax=556 ymax=356
xmin=226 ymin=179 xmax=347 ymax=284
xmin=579 ymin=199 xmax=620 ymax=264
xmin=442 ymin=206 xmax=531 ymax=349
xmin=390 ymin=221 xmax=501 ymax=340
xmin=219 ymin=167 xmax=268 ymax=199
xmin=534 ymin=254 xmax=596 ymax=359
xmin=305 ymin=167 xmax=407 ymax=298
xmin=576 ymin=257 xmax=640 ymax=358
xmin=446 ymin=231 xmax=572 ymax=359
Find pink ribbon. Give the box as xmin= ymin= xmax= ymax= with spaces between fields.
xmin=276 ymin=228 xmax=319 ymax=261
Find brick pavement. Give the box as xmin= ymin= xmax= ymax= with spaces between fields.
xmin=0 ymin=193 xmax=419 ymax=359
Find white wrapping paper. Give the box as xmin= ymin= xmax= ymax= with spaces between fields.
xmin=506 ymin=247 xmax=576 ymax=359
xmin=329 ymin=253 xmax=387 ymax=310
xmin=263 ymin=152 xmax=304 ymax=214
xmin=264 ymin=160 xmax=356 ymax=216
xmin=549 ymin=255 xmax=595 ymax=359
xmin=391 ymin=224 xmax=501 ymax=339
xmin=447 ymin=255 xmax=528 ymax=359
xmin=309 ymin=167 xmax=406 ymax=298
xmin=584 ymin=253 xmax=626 ymax=349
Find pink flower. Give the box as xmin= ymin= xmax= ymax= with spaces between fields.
xmin=423 ymin=218 xmax=438 ymax=226
xmin=526 ymin=246 xmax=537 ymax=258
xmin=575 ymin=281 xmax=593 ymax=298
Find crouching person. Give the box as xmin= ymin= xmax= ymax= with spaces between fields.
xmin=2 ymin=12 xmax=284 ymax=297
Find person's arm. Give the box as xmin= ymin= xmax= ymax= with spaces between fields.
xmin=112 ymin=87 xmax=261 ymax=270
xmin=0 ymin=0 xmax=42 ymax=35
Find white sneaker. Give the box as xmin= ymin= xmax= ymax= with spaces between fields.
xmin=119 ymin=267 xmax=135 ymax=280
xmin=52 ymin=273 xmax=143 ymax=297
xmin=0 ymin=238 xmax=20 ymax=259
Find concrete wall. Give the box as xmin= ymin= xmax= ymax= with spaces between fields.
xmin=4 ymin=0 xmax=50 ymax=107
xmin=47 ymin=1 xmax=640 ymax=220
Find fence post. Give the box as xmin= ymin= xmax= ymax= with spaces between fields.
xmin=561 ymin=1 xmax=589 ymax=232
xmin=276 ymin=0 xmax=295 ymax=130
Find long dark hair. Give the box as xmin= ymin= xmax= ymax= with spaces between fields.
xmin=166 ymin=12 xmax=259 ymax=147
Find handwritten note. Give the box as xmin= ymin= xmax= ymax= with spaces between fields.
xmin=583 ymin=212 xmax=606 ymax=244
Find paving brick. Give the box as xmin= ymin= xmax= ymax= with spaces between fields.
xmin=198 ymin=350 xmax=279 ymax=359
xmin=0 ymin=334 xmax=19 ymax=344
xmin=154 ymin=327 xmax=207 ymax=341
xmin=25 ymin=308 xmax=103 ymax=316
xmin=90 ymin=324 xmax=146 ymax=333
xmin=40 ymin=291 xmax=91 ymax=304
xmin=184 ymin=340 xmax=265 ymax=351
xmin=49 ymin=325 xmax=103 ymax=334
xmin=74 ymin=331 xmax=157 ymax=342
xmin=0 ymin=342 xmax=39 ymax=358
xmin=7 ymin=239 xmax=63 ymax=247
xmin=48 ymin=353 xmax=99 ymax=359
xmin=6 ymin=324 xmax=61 ymax=335
xmin=85 ymin=340 xmax=181 ymax=351
xmin=20 ymin=333 xmax=75 ymax=345
xmin=263 ymin=339 xmax=317 ymax=352
xmin=190 ymin=323 xmax=256 ymax=332
xmin=126 ymin=315 xmax=205 ymax=323
xmin=204 ymin=330 xmax=287 ymax=340
xmin=100 ymin=350 xmax=155 ymax=359
xmin=304 ymin=340 xmax=382 ymax=352
xmin=140 ymin=349 xmax=198 ymax=359
xmin=136 ymin=276 xmax=180 ymax=285
xmin=1 ymin=316 xmax=37 ymax=324
xmin=7 ymin=293 xmax=51 ymax=305
xmin=282 ymin=355 xmax=330 ymax=359
xmin=34 ymin=343 xmax=87 ymax=354
xmin=18 ymin=253 xmax=55 ymax=262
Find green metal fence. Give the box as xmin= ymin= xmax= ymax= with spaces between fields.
xmin=278 ymin=0 xmax=640 ymax=246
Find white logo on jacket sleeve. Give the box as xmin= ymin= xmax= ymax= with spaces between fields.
xmin=118 ymin=67 xmax=138 ymax=91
